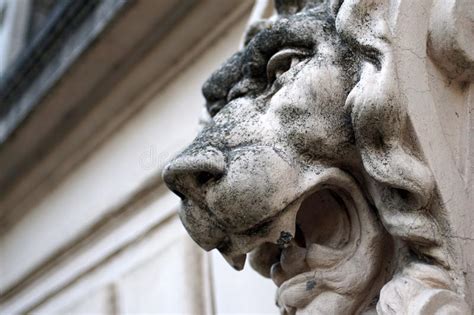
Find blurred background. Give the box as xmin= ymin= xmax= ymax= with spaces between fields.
xmin=0 ymin=0 xmax=278 ymax=314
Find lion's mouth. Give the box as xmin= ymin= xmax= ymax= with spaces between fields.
xmin=213 ymin=168 xmax=385 ymax=312
xmin=248 ymin=185 xmax=355 ymax=288
xmin=271 ymin=187 xmax=353 ymax=285
xmin=217 ymin=168 xmax=385 ymax=313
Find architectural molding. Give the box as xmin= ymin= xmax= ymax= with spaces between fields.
xmin=0 ymin=210 xmax=195 ymax=314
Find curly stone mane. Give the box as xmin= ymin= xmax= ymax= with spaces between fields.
xmin=241 ymin=0 xmax=468 ymax=311
xmin=164 ymin=0 xmax=470 ymax=313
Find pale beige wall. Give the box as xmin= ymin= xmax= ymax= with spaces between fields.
xmin=0 ymin=6 xmax=278 ymax=315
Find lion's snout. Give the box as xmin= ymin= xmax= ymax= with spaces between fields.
xmin=163 ymin=146 xmax=228 ymax=251
xmin=163 ymin=142 xmax=303 ymax=265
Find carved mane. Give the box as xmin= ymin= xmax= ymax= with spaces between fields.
xmin=241 ymin=0 xmax=468 ymax=312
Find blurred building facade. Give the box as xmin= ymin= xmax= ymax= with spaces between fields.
xmin=0 ymin=1 xmax=278 ymax=314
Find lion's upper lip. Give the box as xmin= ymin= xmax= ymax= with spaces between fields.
xmin=217 ymin=199 xmax=302 ymax=271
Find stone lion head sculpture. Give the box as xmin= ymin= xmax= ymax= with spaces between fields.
xmin=164 ymin=0 xmax=469 ymax=313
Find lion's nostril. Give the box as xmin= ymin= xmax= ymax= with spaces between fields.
xmin=195 ymin=171 xmax=221 ymax=186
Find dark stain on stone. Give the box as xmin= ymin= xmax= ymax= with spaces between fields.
xmin=306 ymin=280 xmax=317 ymax=291
xmin=277 ymin=231 xmax=293 ymax=248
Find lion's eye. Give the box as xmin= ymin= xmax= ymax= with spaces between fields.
xmin=266 ymin=48 xmax=309 ymax=83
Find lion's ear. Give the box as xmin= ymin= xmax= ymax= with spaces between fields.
xmin=335 ymin=0 xmax=439 ymax=249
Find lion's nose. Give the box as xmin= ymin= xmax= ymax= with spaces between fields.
xmin=163 ymin=147 xmax=226 ymax=201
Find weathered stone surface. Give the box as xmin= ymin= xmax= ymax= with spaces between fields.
xmin=163 ymin=0 xmax=473 ymax=313
xmin=428 ymin=0 xmax=474 ymax=83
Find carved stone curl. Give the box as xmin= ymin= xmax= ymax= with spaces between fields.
xmin=163 ymin=0 xmax=470 ymax=313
